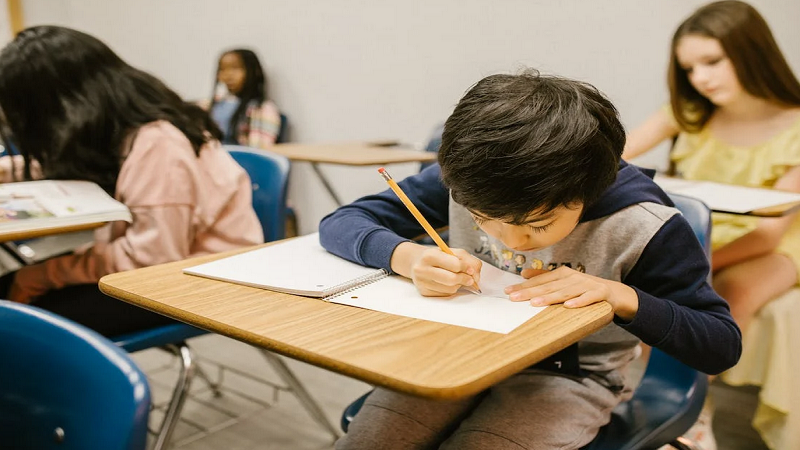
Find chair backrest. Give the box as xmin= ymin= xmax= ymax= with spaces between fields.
xmin=226 ymin=145 xmax=291 ymax=242
xmin=668 ymin=193 xmax=712 ymax=256
xmin=0 ymin=301 xmax=150 ymax=450
xmin=419 ymin=123 xmax=444 ymax=172
xmin=276 ymin=113 xmax=290 ymax=144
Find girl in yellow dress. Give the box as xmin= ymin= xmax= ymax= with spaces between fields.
xmin=623 ymin=2 xmax=800 ymax=448
xmin=624 ymin=0 xmax=800 ymax=333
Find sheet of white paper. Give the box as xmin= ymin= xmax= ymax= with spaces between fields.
xmin=330 ymin=263 xmax=545 ymax=334
xmin=654 ymin=175 xmax=800 ymax=214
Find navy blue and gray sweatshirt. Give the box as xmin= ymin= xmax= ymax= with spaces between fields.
xmin=319 ymin=162 xmax=742 ymax=375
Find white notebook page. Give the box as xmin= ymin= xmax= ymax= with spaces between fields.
xmin=331 ymin=262 xmax=545 ymax=334
xmin=184 ymin=233 xmax=545 ymax=333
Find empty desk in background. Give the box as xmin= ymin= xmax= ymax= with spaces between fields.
xmin=270 ymin=142 xmax=437 ymax=206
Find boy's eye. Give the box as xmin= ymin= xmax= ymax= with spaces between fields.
xmin=529 ymin=223 xmax=554 ymax=233
xmin=472 ymin=216 xmax=486 ymax=225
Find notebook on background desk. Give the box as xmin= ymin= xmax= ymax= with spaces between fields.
xmin=183 ymin=233 xmax=545 ymax=334
xmin=653 ymin=175 xmax=800 ymax=215
xmin=0 ymin=180 xmax=131 ymax=235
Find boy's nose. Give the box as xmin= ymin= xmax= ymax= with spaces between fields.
xmin=499 ymin=226 xmax=530 ymax=250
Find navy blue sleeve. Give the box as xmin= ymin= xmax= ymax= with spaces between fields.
xmin=319 ymin=164 xmax=450 ymax=272
xmin=618 ymin=214 xmax=742 ymax=375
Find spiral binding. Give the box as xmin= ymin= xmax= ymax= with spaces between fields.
xmin=323 ymin=268 xmax=389 ymax=301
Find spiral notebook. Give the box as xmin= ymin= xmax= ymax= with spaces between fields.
xmin=183 ymin=233 xmax=545 ymax=334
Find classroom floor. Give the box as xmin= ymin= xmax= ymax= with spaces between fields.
xmin=132 ymin=333 xmax=769 ymax=450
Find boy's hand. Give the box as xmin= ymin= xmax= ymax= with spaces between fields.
xmin=391 ymin=242 xmax=482 ymax=296
xmin=504 ymin=266 xmax=639 ymax=321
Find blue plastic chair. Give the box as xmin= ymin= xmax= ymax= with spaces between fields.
xmin=277 ymin=113 xmax=290 ymax=144
xmin=227 ymin=145 xmax=290 ymax=242
xmin=341 ymin=193 xmax=711 ymax=450
xmin=0 ymin=300 xmax=150 ymax=450
xmin=107 ymin=145 xmax=324 ymax=449
xmin=226 ymin=145 xmax=340 ymax=440
xmin=419 ymin=123 xmax=444 ymax=172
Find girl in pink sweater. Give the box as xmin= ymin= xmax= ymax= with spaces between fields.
xmin=0 ymin=26 xmax=263 ymax=336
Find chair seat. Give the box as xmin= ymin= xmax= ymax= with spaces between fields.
xmin=341 ymin=350 xmax=707 ymax=450
xmin=113 ymin=323 xmax=207 ymax=353
xmin=583 ymin=349 xmax=707 ymax=450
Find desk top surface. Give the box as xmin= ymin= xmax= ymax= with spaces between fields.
xmin=270 ymin=142 xmax=437 ymax=166
xmin=100 ymin=243 xmax=613 ymax=399
xmin=0 ymin=222 xmax=103 ymax=243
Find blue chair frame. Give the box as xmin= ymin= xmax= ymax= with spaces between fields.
xmin=226 ymin=145 xmax=340 ymax=439
xmin=341 ymin=194 xmax=712 ymax=450
xmin=0 ymin=300 xmax=150 ymax=450
xmin=110 ymin=145 xmax=340 ymax=448
xmin=226 ymin=145 xmax=290 ymax=242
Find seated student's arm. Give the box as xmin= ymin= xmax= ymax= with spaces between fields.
xmin=622 ymin=109 xmax=680 ymax=161
xmin=711 ymin=165 xmax=800 ymax=272
xmin=8 ymin=129 xmax=199 ymax=303
xmin=0 ymin=155 xmax=42 ymax=182
xmin=319 ymin=164 xmax=482 ymax=296
xmin=506 ymin=214 xmax=741 ymax=375
xmin=246 ymin=101 xmax=281 ymax=148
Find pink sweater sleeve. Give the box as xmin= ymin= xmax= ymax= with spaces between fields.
xmin=34 ymin=124 xmax=203 ymax=290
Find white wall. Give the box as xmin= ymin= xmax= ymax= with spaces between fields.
xmin=21 ymin=0 xmax=800 ymax=234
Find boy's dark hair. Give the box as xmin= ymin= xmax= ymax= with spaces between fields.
xmin=0 ymin=26 xmax=221 ymax=194
xmin=438 ymin=70 xmax=625 ymax=224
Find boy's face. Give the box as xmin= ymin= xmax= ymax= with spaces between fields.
xmin=470 ymin=204 xmax=583 ymax=253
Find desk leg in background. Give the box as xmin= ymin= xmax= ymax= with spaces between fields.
xmin=310 ymin=163 xmax=344 ymax=207
xmin=1 ymin=242 xmax=36 ymax=266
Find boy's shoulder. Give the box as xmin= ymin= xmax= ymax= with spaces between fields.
xmin=580 ymin=162 xmax=674 ymax=223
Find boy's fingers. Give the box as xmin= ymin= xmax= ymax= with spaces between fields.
xmin=425 ymin=266 xmax=477 ymax=289
xmin=563 ymin=291 xmax=603 ymax=308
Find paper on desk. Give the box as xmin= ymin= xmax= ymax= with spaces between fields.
xmin=330 ymin=263 xmax=545 ymax=334
xmin=654 ymin=175 xmax=800 ymax=214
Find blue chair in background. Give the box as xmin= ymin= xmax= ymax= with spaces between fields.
xmin=341 ymin=193 xmax=711 ymax=450
xmin=109 ymin=145 xmax=337 ymax=450
xmin=0 ymin=300 xmax=150 ymax=450
xmin=277 ymin=113 xmax=290 ymax=144
xmin=226 ymin=145 xmax=340 ymax=439
xmin=227 ymin=145 xmax=290 ymax=241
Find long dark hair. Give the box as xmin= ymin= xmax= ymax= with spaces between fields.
xmin=668 ymin=1 xmax=800 ymax=131
xmin=0 ymin=26 xmax=221 ymax=193
xmin=210 ymin=49 xmax=267 ymax=139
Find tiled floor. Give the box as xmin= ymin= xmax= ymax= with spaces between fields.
xmin=132 ymin=334 xmax=769 ymax=450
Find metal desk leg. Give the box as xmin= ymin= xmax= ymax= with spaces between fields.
xmin=1 ymin=241 xmax=36 ymax=266
xmin=310 ymin=162 xmax=344 ymax=207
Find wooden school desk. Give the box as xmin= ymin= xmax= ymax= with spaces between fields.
xmin=0 ymin=223 xmax=103 ymax=266
xmin=99 ymin=243 xmax=613 ymax=400
xmin=270 ymin=141 xmax=437 ymax=206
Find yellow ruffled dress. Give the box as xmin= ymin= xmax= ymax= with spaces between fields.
xmin=670 ymin=112 xmax=800 ymax=450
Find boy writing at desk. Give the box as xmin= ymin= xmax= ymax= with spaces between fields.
xmin=320 ymin=70 xmax=741 ymax=450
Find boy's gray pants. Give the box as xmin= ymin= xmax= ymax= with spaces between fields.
xmin=336 ymin=368 xmax=632 ymax=450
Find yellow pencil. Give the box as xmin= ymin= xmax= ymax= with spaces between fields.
xmin=378 ymin=167 xmax=482 ymax=294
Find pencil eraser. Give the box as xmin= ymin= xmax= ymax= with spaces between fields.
xmin=378 ymin=167 xmax=386 ymax=174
